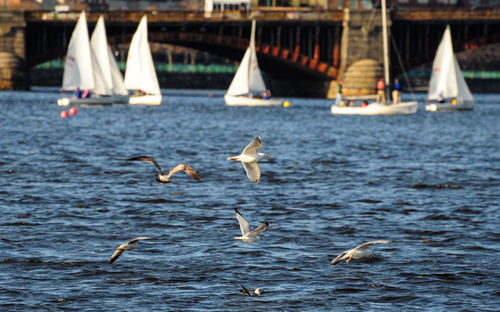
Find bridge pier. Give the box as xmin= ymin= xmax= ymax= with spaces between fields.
xmin=336 ymin=9 xmax=386 ymax=97
xmin=0 ymin=11 xmax=29 ymax=90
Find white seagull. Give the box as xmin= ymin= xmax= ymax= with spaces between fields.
xmin=240 ymin=284 xmax=262 ymax=296
xmin=330 ymin=240 xmax=390 ymax=266
xmin=227 ymin=136 xmax=270 ymax=184
xmin=234 ymin=208 xmax=269 ymax=242
xmin=129 ymin=155 xmax=200 ymax=184
xmin=109 ymin=236 xmax=153 ymax=264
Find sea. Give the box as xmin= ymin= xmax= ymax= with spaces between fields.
xmin=1 ymin=87 xmax=499 ymax=311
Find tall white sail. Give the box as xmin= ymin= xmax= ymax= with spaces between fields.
xmin=107 ymin=46 xmax=128 ymax=95
xmin=90 ymin=15 xmax=113 ymax=95
xmin=61 ymin=11 xmax=94 ymax=91
xmin=227 ymin=20 xmax=267 ymax=96
xmin=427 ymin=25 xmax=473 ymax=102
xmin=124 ymin=16 xmax=161 ymax=95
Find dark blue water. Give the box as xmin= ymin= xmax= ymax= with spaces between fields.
xmin=1 ymin=88 xmax=499 ymax=311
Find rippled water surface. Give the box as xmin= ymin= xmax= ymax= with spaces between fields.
xmin=1 ymin=88 xmax=499 ymax=311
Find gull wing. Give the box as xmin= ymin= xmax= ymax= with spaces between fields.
xmin=354 ymin=240 xmax=390 ymax=251
xmin=129 ymin=155 xmax=163 ymax=172
xmin=242 ymin=136 xmax=263 ymax=155
xmin=247 ymin=221 xmax=269 ymax=238
xmin=109 ymin=243 xmax=128 ymax=264
xmin=242 ymin=162 xmax=261 ymax=184
xmin=128 ymin=236 xmax=153 ymax=244
xmin=166 ymin=164 xmax=200 ymax=181
xmin=240 ymin=285 xmax=252 ymax=296
xmin=330 ymin=251 xmax=348 ymax=266
xmin=235 ymin=208 xmax=250 ymax=236
xmin=109 ymin=237 xmax=153 ymax=264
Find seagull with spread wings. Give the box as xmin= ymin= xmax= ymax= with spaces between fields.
xmin=227 ymin=136 xmax=270 ymax=184
xmin=240 ymin=285 xmax=262 ymax=296
xmin=330 ymin=240 xmax=390 ymax=266
xmin=109 ymin=236 xmax=153 ymax=264
xmin=129 ymin=155 xmax=200 ymax=184
xmin=234 ymin=208 xmax=269 ymax=242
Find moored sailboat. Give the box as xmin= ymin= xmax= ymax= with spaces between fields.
xmin=224 ymin=20 xmax=284 ymax=106
xmin=58 ymin=13 xmax=128 ymax=106
xmin=123 ymin=16 xmax=162 ymax=105
xmin=425 ymin=25 xmax=474 ymax=112
xmin=57 ymin=11 xmax=106 ymax=106
xmin=330 ymin=0 xmax=418 ymax=115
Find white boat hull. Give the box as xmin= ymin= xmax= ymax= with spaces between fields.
xmin=331 ymin=101 xmax=418 ymax=115
xmin=128 ymin=94 xmax=162 ymax=105
xmin=57 ymin=96 xmax=114 ymax=106
xmin=224 ymin=94 xmax=284 ymax=107
xmin=425 ymin=101 xmax=474 ymax=112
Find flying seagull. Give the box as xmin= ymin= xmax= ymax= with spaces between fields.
xmin=330 ymin=240 xmax=390 ymax=266
xmin=240 ymin=284 xmax=262 ymax=296
xmin=128 ymin=155 xmax=200 ymax=184
xmin=227 ymin=136 xmax=270 ymax=183
xmin=234 ymin=208 xmax=269 ymax=242
xmin=109 ymin=236 xmax=153 ymax=264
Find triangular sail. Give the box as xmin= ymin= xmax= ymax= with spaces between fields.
xmin=61 ymin=11 xmax=94 ymax=91
xmin=124 ymin=16 xmax=161 ymax=95
xmin=427 ymin=25 xmax=473 ymax=102
xmin=226 ymin=20 xmax=266 ymax=96
xmin=90 ymin=15 xmax=113 ymax=95
xmin=107 ymin=46 xmax=128 ymax=95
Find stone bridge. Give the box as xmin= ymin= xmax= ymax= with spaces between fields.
xmin=1 ymin=9 xmax=499 ymax=97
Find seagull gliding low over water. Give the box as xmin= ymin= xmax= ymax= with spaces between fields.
xmin=330 ymin=240 xmax=390 ymax=266
xmin=227 ymin=136 xmax=270 ymax=184
xmin=240 ymin=284 xmax=262 ymax=296
xmin=109 ymin=236 xmax=153 ymax=264
xmin=234 ymin=208 xmax=269 ymax=242
xmin=128 ymin=155 xmax=200 ymax=184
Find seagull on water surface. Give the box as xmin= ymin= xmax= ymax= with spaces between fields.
xmin=128 ymin=155 xmax=200 ymax=184
xmin=227 ymin=136 xmax=270 ymax=184
xmin=234 ymin=208 xmax=269 ymax=242
xmin=109 ymin=236 xmax=153 ymax=264
xmin=240 ymin=284 xmax=262 ymax=296
xmin=330 ymin=240 xmax=390 ymax=266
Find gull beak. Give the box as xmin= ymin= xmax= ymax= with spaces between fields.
xmin=266 ymin=155 xmax=271 ymax=159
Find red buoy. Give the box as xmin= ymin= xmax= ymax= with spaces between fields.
xmin=60 ymin=110 xmax=68 ymax=118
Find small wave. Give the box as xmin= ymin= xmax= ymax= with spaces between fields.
xmin=1 ymin=222 xmax=41 ymax=226
xmin=410 ymin=183 xmax=462 ymax=190
xmin=355 ymin=199 xmax=382 ymax=204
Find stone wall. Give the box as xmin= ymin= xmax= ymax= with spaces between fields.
xmin=0 ymin=11 xmax=29 ymax=90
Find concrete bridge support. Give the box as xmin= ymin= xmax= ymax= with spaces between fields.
xmin=334 ymin=9 xmax=386 ymax=97
xmin=0 ymin=11 xmax=29 ymax=90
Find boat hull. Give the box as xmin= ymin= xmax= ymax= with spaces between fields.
xmin=128 ymin=94 xmax=162 ymax=105
xmin=331 ymin=101 xmax=418 ymax=115
xmin=425 ymin=101 xmax=474 ymax=112
xmin=57 ymin=96 xmax=114 ymax=106
xmin=224 ymin=94 xmax=284 ymax=107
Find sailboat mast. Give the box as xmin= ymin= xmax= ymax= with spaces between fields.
xmin=381 ymin=0 xmax=390 ymax=99
xmin=248 ymin=20 xmax=256 ymax=95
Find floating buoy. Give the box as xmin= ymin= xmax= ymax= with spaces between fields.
xmin=60 ymin=110 xmax=68 ymax=118
xmin=283 ymin=101 xmax=290 ymax=108
xmin=69 ymin=107 xmax=77 ymax=115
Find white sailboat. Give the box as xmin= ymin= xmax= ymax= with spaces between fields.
xmin=124 ymin=16 xmax=162 ymax=105
xmin=331 ymin=0 xmax=418 ymax=115
xmin=90 ymin=15 xmax=129 ymax=104
xmin=224 ymin=20 xmax=284 ymax=106
xmin=58 ymin=11 xmax=105 ymax=106
xmin=425 ymin=25 xmax=474 ymax=112
xmin=58 ymin=13 xmax=127 ymax=106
